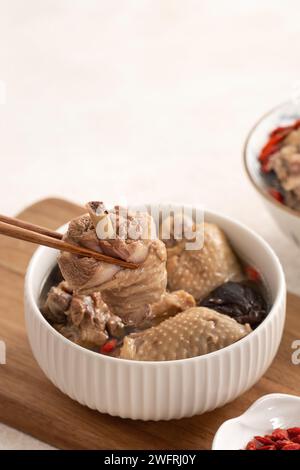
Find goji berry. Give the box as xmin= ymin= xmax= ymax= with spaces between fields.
xmin=261 ymin=160 xmax=272 ymax=173
xmin=259 ymin=131 xmax=288 ymax=160
xmin=259 ymin=141 xmax=280 ymax=163
xmin=257 ymin=445 xmax=276 ymax=450
xmin=274 ymin=439 xmax=290 ymax=449
xmin=271 ymin=428 xmax=289 ymax=441
xmin=270 ymin=126 xmax=293 ymax=138
xmin=100 ymin=338 xmax=117 ymax=354
xmin=245 ymin=266 xmax=260 ymax=282
xmin=268 ymin=188 xmax=284 ymax=203
xmin=282 ymin=443 xmax=300 ymax=450
xmin=246 ymin=440 xmax=257 ymax=450
xmin=254 ymin=436 xmax=274 ymax=445
xmin=287 ymin=427 xmax=300 ymax=438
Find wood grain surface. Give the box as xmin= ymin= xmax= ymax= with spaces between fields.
xmin=0 ymin=198 xmax=299 ymax=450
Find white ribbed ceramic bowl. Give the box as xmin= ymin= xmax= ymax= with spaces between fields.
xmin=244 ymin=101 xmax=300 ymax=246
xmin=24 ymin=206 xmax=286 ymax=421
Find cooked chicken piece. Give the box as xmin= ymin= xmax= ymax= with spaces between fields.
xmin=58 ymin=203 xmax=168 ymax=326
xmin=54 ymin=291 xmax=125 ymax=349
xmin=284 ymin=129 xmax=300 ymax=146
xmin=269 ymin=147 xmax=300 ymax=191
xmin=44 ymin=281 xmax=124 ymax=348
xmin=130 ymin=289 xmax=196 ymax=329
xmin=58 ymin=250 xmax=122 ymax=293
xmin=120 ymin=307 xmax=251 ymax=361
xmin=268 ymin=145 xmax=300 ymax=209
xmin=285 ymin=187 xmax=300 ymax=211
xmin=149 ymin=290 xmax=196 ymax=321
xmin=165 ymin=223 xmax=242 ymax=301
xmin=43 ymin=281 xmax=72 ymax=323
xmin=97 ymin=239 xmax=167 ymax=326
xmin=64 ymin=213 xmax=98 ymax=250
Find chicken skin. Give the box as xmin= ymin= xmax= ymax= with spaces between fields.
xmin=165 ymin=223 xmax=243 ymax=301
xmin=120 ymin=307 xmax=251 ymax=361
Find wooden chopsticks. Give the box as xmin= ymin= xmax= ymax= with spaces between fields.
xmin=0 ymin=215 xmax=138 ymax=270
xmin=0 ymin=214 xmax=63 ymax=240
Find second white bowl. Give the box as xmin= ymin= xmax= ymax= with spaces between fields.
xmin=24 ymin=206 xmax=286 ymax=420
xmin=244 ymin=101 xmax=300 ymax=245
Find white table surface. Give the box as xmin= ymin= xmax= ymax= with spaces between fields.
xmin=1 ymin=0 xmax=300 ymax=450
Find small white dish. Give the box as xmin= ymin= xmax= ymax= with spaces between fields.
xmin=244 ymin=101 xmax=300 ymax=245
xmin=212 ymin=393 xmax=300 ymax=450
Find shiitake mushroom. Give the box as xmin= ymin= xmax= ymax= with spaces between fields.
xmin=199 ymin=281 xmax=268 ymax=329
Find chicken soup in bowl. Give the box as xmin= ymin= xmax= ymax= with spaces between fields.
xmin=41 ymin=202 xmax=269 ymax=361
xmin=24 ymin=203 xmax=286 ymax=420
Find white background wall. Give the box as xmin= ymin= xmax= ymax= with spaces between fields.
xmin=0 ymin=0 xmax=300 ymax=449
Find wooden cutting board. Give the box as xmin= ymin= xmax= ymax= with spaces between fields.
xmin=0 ymin=198 xmax=299 ymax=450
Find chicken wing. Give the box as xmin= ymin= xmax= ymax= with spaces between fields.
xmin=58 ymin=203 xmax=168 ymax=326
xmin=165 ymin=222 xmax=243 ymax=301
xmin=120 ymin=307 xmax=251 ymax=361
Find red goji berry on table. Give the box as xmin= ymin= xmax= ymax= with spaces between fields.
xmin=274 ymin=440 xmax=290 ymax=449
xmin=282 ymin=443 xmax=300 ymax=450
